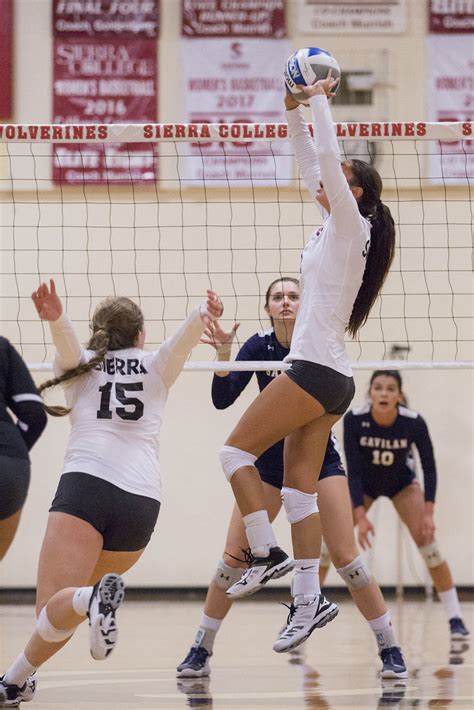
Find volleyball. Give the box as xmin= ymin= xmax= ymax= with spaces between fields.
xmin=284 ymin=47 xmax=341 ymax=104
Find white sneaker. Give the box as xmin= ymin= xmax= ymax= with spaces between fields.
xmin=226 ymin=546 xmax=293 ymax=599
xmin=273 ymin=594 xmax=339 ymax=653
xmin=87 ymin=573 xmax=125 ymax=661
xmin=0 ymin=674 xmax=36 ymax=707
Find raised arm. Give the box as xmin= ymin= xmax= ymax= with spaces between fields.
xmin=285 ymin=95 xmax=323 ymax=212
xmin=153 ymin=291 xmax=223 ymax=389
xmin=302 ymin=74 xmax=363 ymax=236
xmin=31 ymin=280 xmax=83 ymax=375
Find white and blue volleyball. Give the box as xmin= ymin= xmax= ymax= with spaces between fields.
xmin=284 ymin=48 xmax=341 ymax=104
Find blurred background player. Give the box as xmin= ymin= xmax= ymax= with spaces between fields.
xmin=0 ymin=337 xmax=47 ymax=562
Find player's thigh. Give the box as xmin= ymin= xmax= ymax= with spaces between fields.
xmin=226 ymin=373 xmax=326 ymax=457
xmin=392 ymin=482 xmax=425 ymax=545
xmin=283 ymin=413 xmax=341 ymax=493
xmin=317 ymin=475 xmax=358 ymax=567
xmin=89 ymin=548 xmax=146 ymax=585
xmin=223 ymin=482 xmax=282 ymax=565
xmin=36 ymin=512 xmax=103 ymax=614
xmin=0 ymin=509 xmax=22 ymax=560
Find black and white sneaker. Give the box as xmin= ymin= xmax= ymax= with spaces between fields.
xmin=87 ymin=573 xmax=125 ymax=661
xmin=449 ymin=617 xmax=470 ymax=640
xmin=0 ymin=674 xmax=36 ymax=707
xmin=380 ymin=647 xmax=408 ymax=679
xmin=176 ymin=647 xmax=212 ymax=678
xmin=273 ymin=594 xmax=339 ymax=653
xmin=226 ymin=546 xmax=293 ymax=599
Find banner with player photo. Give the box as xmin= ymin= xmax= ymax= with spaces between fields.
xmin=296 ymin=0 xmax=406 ymax=34
xmin=181 ymin=0 xmax=292 ymax=184
xmin=52 ymin=0 xmax=158 ymax=184
xmin=0 ymin=0 xmax=13 ymax=119
xmin=426 ymin=33 xmax=473 ymax=182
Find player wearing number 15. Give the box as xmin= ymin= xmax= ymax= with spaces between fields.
xmin=0 ymin=280 xmax=223 ymax=707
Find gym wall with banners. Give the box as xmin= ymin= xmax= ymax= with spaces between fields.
xmin=180 ymin=0 xmax=292 ymax=185
xmin=426 ymin=0 xmax=474 ymax=181
xmin=52 ymin=0 xmax=159 ymax=184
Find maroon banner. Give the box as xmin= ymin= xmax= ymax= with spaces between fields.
xmin=429 ymin=0 xmax=474 ymax=33
xmin=0 ymin=0 xmax=13 ymax=118
xmin=53 ymin=0 xmax=159 ymax=37
xmin=53 ymin=36 xmax=157 ymax=183
xmin=182 ymin=0 xmax=286 ymax=38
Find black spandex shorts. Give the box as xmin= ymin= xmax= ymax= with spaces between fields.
xmin=286 ymin=360 xmax=355 ymax=415
xmin=363 ymin=474 xmax=418 ymax=501
xmin=0 ymin=455 xmax=31 ymax=520
xmin=50 ymin=472 xmax=160 ymax=552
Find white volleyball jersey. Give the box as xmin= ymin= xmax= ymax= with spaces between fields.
xmin=285 ymin=97 xmax=371 ymax=377
xmin=52 ymin=307 xmax=206 ymax=501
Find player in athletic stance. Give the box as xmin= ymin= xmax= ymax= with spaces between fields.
xmin=340 ymin=369 xmax=469 ymax=641
xmin=0 ymin=338 xmax=46 ymax=562
xmin=0 ymin=280 xmax=223 ymax=707
xmin=178 ymin=279 xmax=406 ymax=679
xmin=217 ymin=73 xmax=397 ymax=654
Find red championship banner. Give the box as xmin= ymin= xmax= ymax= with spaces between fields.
xmin=181 ymin=0 xmax=291 ymax=184
xmin=0 ymin=0 xmax=13 ymax=119
xmin=52 ymin=0 xmax=158 ymax=184
xmin=427 ymin=34 xmax=474 ymax=181
xmin=429 ymin=0 xmax=474 ymax=33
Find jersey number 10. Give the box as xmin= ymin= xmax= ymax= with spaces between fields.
xmin=97 ymin=382 xmax=144 ymax=421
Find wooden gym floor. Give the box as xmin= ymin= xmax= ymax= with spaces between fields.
xmin=0 ymin=596 xmax=472 ymax=709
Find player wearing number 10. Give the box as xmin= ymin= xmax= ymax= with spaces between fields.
xmin=0 ymin=279 xmax=223 ymax=708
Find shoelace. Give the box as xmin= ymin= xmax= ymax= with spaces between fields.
xmin=185 ymin=647 xmax=208 ymax=665
xmin=226 ymin=547 xmax=255 ymax=567
xmin=280 ymin=602 xmax=297 ymax=630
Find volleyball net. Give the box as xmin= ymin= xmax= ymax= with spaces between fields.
xmin=0 ymin=121 xmax=472 ymax=371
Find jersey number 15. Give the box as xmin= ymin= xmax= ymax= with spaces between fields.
xmin=97 ymin=382 xmax=144 ymax=421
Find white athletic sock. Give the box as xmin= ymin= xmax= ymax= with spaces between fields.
xmin=438 ymin=587 xmax=462 ymax=620
xmin=193 ymin=613 xmax=222 ymax=653
xmin=292 ymin=558 xmax=320 ymax=605
xmin=72 ymin=586 xmax=94 ymax=616
xmin=243 ymin=510 xmax=277 ymax=557
xmin=368 ymin=612 xmax=398 ymax=652
xmin=3 ymin=652 xmax=37 ymax=688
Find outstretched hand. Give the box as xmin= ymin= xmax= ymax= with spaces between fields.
xmin=300 ymin=69 xmax=339 ymax=100
xmin=31 ymin=279 xmax=63 ymax=321
xmin=200 ymin=290 xmax=224 ymax=327
xmin=200 ymin=319 xmax=240 ymax=351
xmin=357 ymin=516 xmax=375 ymax=550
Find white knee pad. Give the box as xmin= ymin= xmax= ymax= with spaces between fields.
xmin=282 ymin=486 xmax=318 ymax=524
xmin=320 ymin=539 xmax=331 ymax=567
xmin=337 ymin=556 xmax=372 ymax=591
xmin=419 ymin=543 xmax=444 ymax=568
xmin=213 ymin=559 xmax=245 ymax=591
xmin=36 ymin=606 xmax=77 ymax=643
xmin=219 ymin=445 xmax=257 ymax=482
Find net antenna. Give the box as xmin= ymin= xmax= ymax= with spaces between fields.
xmin=0 ymin=121 xmax=472 ymax=373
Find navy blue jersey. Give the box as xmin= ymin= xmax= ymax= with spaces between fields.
xmin=0 ymin=337 xmax=47 ymax=459
xmin=212 ymin=330 xmax=342 ymax=486
xmin=343 ymin=403 xmax=437 ymax=507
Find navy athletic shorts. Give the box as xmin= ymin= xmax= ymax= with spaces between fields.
xmin=363 ymin=473 xmax=417 ymax=501
xmin=256 ymin=441 xmax=346 ymax=491
xmin=50 ymin=471 xmax=160 ymax=551
xmin=0 ymin=455 xmax=31 ymax=520
xmin=286 ymin=360 xmax=355 ymax=415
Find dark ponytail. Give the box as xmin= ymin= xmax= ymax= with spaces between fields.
xmin=347 ymin=159 xmax=396 ymax=338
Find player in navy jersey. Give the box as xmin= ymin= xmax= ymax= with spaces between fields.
xmin=178 ymin=278 xmax=407 ymax=679
xmin=217 ymin=74 xmax=399 ymax=662
xmin=0 ymin=279 xmax=223 ymax=708
xmin=0 ymin=338 xmax=46 ymax=562
xmin=341 ymin=370 xmax=469 ymax=641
